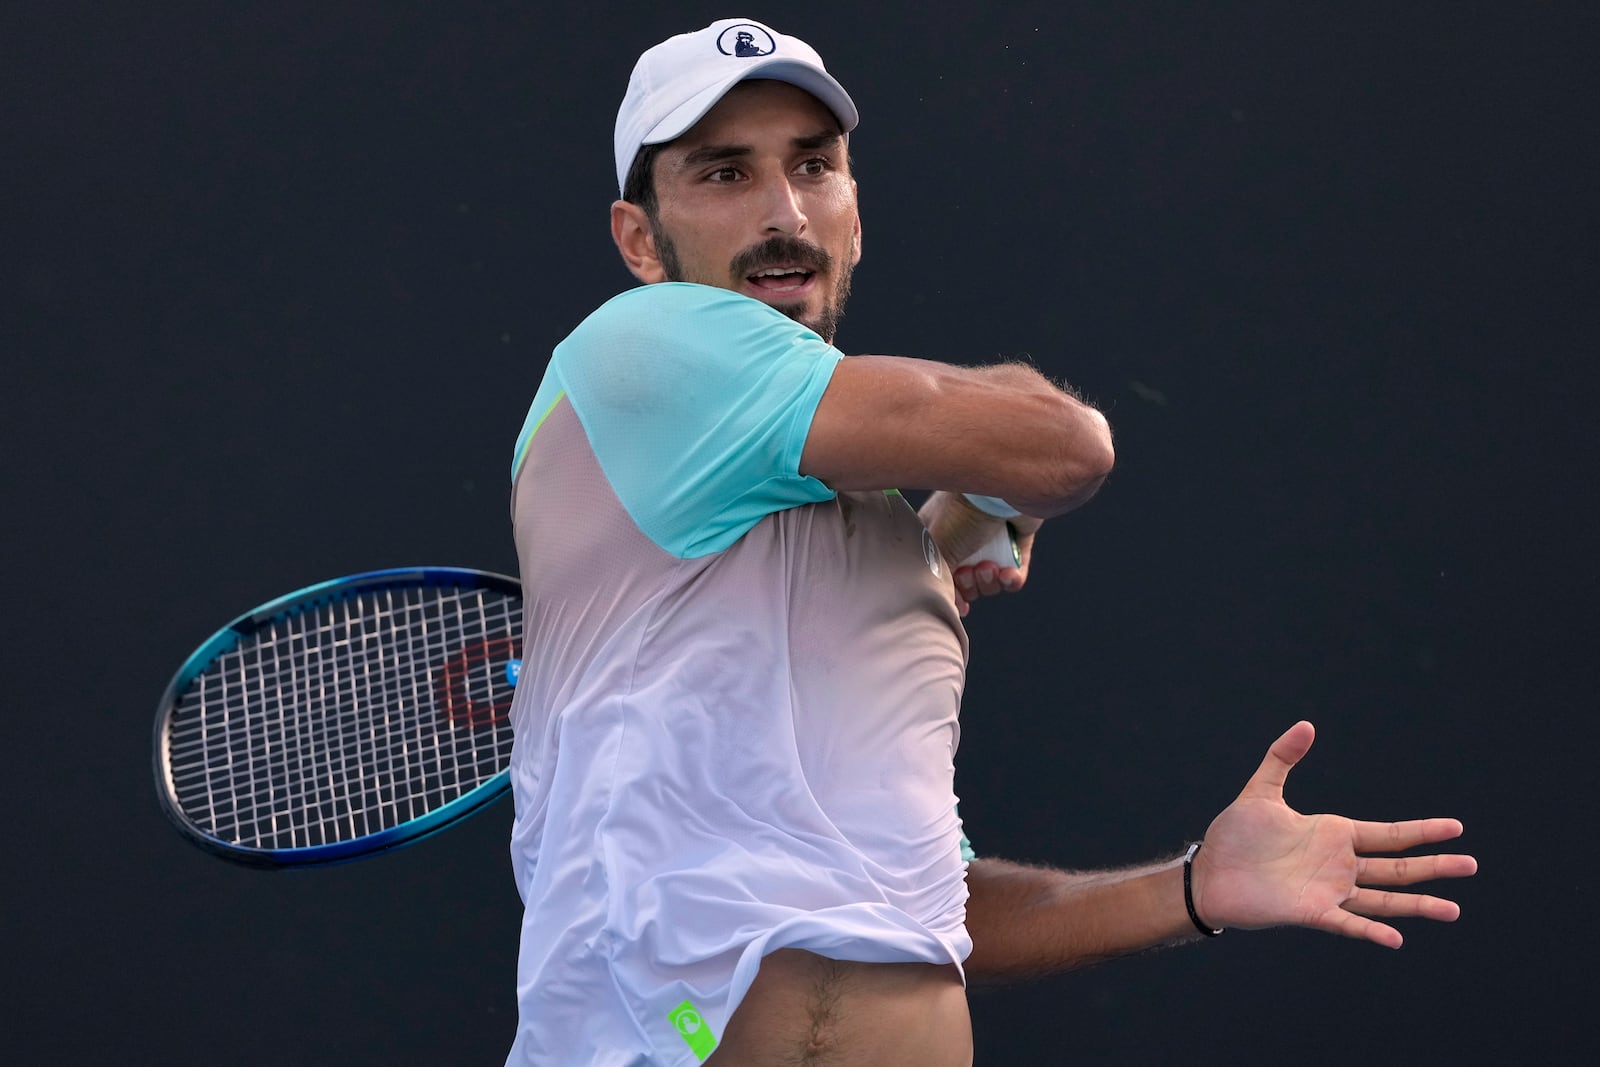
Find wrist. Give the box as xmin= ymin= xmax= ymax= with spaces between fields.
xmin=962 ymin=493 xmax=1022 ymax=519
xmin=1183 ymin=842 xmax=1224 ymax=937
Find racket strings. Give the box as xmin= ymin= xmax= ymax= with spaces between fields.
xmin=165 ymin=584 xmax=520 ymax=850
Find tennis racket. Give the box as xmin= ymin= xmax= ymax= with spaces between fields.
xmin=152 ymin=566 xmax=524 ymax=869
xmin=958 ymin=522 xmax=1021 ymax=569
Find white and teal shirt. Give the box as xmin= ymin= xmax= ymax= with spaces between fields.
xmin=505 ymin=283 xmax=973 ymax=1066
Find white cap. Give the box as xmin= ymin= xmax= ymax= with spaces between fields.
xmin=614 ymin=18 xmax=859 ymax=196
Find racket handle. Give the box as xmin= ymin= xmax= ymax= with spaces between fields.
xmin=958 ymin=521 xmax=1020 ymax=569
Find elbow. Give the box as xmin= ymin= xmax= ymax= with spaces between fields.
xmin=1034 ymin=408 xmax=1114 ymax=515
xmin=1078 ymin=409 xmax=1115 ymax=482
xmin=1060 ymin=456 xmax=1113 ymax=512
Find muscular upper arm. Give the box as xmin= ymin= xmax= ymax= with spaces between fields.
xmin=799 ymin=354 xmax=1115 ymax=517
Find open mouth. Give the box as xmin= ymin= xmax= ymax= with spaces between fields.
xmin=747 ymin=266 xmax=815 ymax=295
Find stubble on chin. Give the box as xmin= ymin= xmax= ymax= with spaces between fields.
xmin=773 ymin=280 xmax=849 ymax=343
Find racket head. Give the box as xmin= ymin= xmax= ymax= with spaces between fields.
xmin=152 ymin=567 xmax=524 ymax=868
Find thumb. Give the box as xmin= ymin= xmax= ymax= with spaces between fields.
xmin=1239 ymin=720 xmax=1316 ymax=801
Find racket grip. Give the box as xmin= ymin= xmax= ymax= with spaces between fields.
xmin=957 ymin=521 xmax=1020 ymax=569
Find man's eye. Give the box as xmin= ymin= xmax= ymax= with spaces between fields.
xmin=798 ymin=157 xmax=831 ymax=176
xmin=707 ymin=166 xmax=742 ymax=182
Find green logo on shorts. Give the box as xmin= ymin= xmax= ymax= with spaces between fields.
xmin=668 ymin=999 xmax=717 ymax=1061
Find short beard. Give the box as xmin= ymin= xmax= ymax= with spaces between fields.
xmin=650 ymin=221 xmax=854 ymax=343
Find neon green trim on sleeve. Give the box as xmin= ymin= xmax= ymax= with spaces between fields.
xmin=511 ymin=389 xmax=565 ymax=481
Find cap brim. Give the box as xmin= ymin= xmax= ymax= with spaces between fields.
xmin=641 ymin=57 xmax=859 ymax=148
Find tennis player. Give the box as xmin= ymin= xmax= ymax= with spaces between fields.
xmin=504 ymin=19 xmax=1475 ymax=1065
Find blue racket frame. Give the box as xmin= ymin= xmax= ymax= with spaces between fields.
xmin=152 ymin=566 xmax=523 ymax=869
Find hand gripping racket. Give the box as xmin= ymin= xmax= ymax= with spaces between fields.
xmin=958 ymin=522 xmax=1021 ymax=569
xmin=152 ymin=567 xmax=524 ymax=868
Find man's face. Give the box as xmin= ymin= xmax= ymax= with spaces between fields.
xmin=628 ymin=80 xmax=861 ymax=341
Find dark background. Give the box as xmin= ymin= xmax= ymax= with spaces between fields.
xmin=6 ymin=2 xmax=1594 ymax=1062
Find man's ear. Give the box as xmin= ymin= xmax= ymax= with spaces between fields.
xmin=611 ymin=200 xmax=667 ymax=284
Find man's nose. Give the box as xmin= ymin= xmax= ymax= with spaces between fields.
xmin=760 ymin=176 xmax=808 ymax=236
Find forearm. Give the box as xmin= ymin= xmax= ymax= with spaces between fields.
xmin=962 ymin=856 xmax=1202 ymax=980
xmin=947 ymin=362 xmax=1113 ymax=517
xmin=802 ymin=357 xmax=1114 ymax=516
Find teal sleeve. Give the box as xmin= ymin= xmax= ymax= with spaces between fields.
xmin=551 ymin=283 xmax=842 ymax=558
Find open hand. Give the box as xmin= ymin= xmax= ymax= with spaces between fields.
xmin=1191 ymin=721 xmax=1478 ymax=948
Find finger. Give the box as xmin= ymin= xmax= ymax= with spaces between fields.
xmin=951 ymin=564 xmax=998 ymax=598
xmin=1238 ymin=720 xmax=1316 ymax=801
xmin=1350 ymin=818 xmax=1466 ymax=854
xmin=1342 ymin=886 xmax=1462 ymax=923
xmin=1355 ymin=852 xmax=1479 ymax=887
xmin=1313 ymin=907 xmax=1404 ymax=950
xmin=951 ymin=565 xmax=988 ymax=603
xmin=996 ymin=565 xmax=1026 ymax=593
xmin=969 ymin=562 xmax=1004 ymax=597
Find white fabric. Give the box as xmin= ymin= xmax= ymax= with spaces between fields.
xmin=613 ymin=18 xmax=859 ymax=194
xmin=506 ymin=372 xmax=972 ymax=1062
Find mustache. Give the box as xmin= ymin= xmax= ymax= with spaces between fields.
xmin=730 ymin=236 xmax=833 ymax=278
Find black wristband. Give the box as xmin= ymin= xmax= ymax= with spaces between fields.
xmin=1184 ymin=842 xmax=1224 ymax=937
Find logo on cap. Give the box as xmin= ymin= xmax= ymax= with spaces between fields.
xmin=717 ymin=24 xmax=775 ymax=58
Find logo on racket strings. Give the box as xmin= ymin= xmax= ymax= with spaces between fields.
xmin=436 ymin=636 xmax=520 ymax=728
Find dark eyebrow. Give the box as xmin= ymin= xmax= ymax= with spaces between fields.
xmin=794 ymin=130 xmax=843 ymax=152
xmin=678 ymin=143 xmax=751 ymax=168
xmin=676 ymin=129 xmax=843 ymax=169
